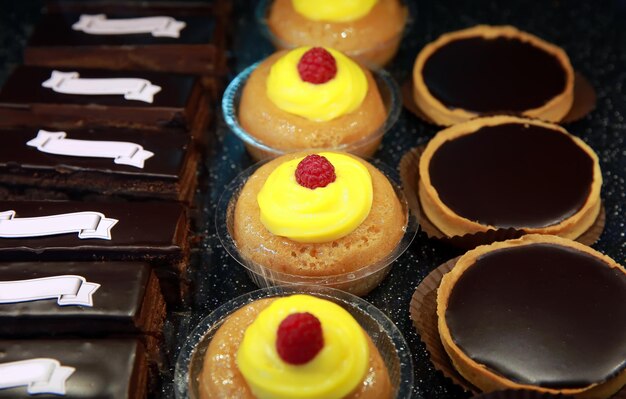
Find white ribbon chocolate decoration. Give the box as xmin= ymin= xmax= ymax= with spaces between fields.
xmin=42 ymin=70 xmax=162 ymax=103
xmin=0 ymin=275 xmax=100 ymax=307
xmin=0 ymin=210 xmax=118 ymax=240
xmin=27 ymin=130 xmax=154 ymax=168
xmin=72 ymin=14 xmax=186 ymax=38
xmin=0 ymin=358 xmax=75 ymax=395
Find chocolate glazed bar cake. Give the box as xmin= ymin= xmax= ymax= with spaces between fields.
xmin=0 ymin=339 xmax=147 ymax=398
xmin=0 ymin=261 xmax=164 ymax=358
xmin=25 ymin=1 xmax=228 ymax=76
xmin=412 ymin=25 xmax=574 ymax=125
xmin=0 ymin=127 xmax=198 ymax=202
xmin=0 ymin=66 xmax=210 ymax=141
xmin=0 ymin=200 xmax=189 ymax=305
xmin=418 ymin=115 xmax=601 ymax=239
xmin=437 ymin=235 xmax=626 ymax=398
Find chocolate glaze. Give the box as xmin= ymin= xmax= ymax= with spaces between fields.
xmin=0 ymin=66 xmax=194 ymax=109
xmin=0 ymin=200 xmax=187 ymax=305
xmin=23 ymin=3 xmax=227 ymax=75
xmin=0 ymin=127 xmax=189 ymax=179
xmin=28 ymin=11 xmax=217 ymax=47
xmin=446 ymin=243 xmax=626 ymax=388
xmin=0 ymin=261 xmax=155 ymax=336
xmin=428 ymin=123 xmax=594 ymax=228
xmin=423 ymin=36 xmax=568 ymax=113
xmin=0 ymin=339 xmax=145 ymax=398
xmin=0 ymin=200 xmax=185 ymax=260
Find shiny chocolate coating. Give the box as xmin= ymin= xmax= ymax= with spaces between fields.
xmin=446 ymin=243 xmax=626 ymax=388
xmin=0 ymin=339 xmax=145 ymax=398
xmin=0 ymin=127 xmax=189 ymax=179
xmin=423 ymin=36 xmax=567 ymax=113
xmin=428 ymin=123 xmax=594 ymax=228
xmin=29 ymin=12 xmax=217 ymax=47
xmin=0 ymin=262 xmax=153 ymax=336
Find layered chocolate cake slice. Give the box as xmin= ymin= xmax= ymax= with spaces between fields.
xmin=0 ymin=200 xmax=189 ymax=305
xmin=0 ymin=126 xmax=198 ymax=202
xmin=25 ymin=1 xmax=228 ymax=76
xmin=0 ymin=66 xmax=210 ymax=141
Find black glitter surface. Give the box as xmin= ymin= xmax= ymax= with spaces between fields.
xmin=1 ymin=1 xmax=625 ymax=398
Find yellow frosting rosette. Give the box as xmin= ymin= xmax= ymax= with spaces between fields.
xmin=257 ymin=152 xmax=373 ymax=243
xmin=236 ymin=294 xmax=370 ymax=399
xmin=291 ymin=0 xmax=378 ymax=22
xmin=266 ymin=46 xmax=368 ymax=122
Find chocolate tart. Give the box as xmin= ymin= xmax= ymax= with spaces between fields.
xmin=418 ymin=116 xmax=602 ymax=240
xmin=412 ymin=25 xmax=574 ymax=125
xmin=437 ymin=234 xmax=626 ymax=398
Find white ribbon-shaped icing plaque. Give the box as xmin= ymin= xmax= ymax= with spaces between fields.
xmin=0 ymin=275 xmax=100 ymax=307
xmin=27 ymin=130 xmax=154 ymax=168
xmin=0 ymin=210 xmax=118 ymax=240
xmin=72 ymin=14 xmax=186 ymax=38
xmin=0 ymin=359 xmax=75 ymax=395
xmin=42 ymin=70 xmax=162 ymax=103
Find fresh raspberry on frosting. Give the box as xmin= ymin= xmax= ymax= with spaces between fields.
xmin=295 ymin=154 xmax=337 ymax=189
xmin=276 ymin=312 xmax=324 ymax=365
xmin=297 ymin=47 xmax=338 ymax=84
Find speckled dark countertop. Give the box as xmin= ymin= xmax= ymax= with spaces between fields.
xmin=1 ymin=1 xmax=625 ymax=398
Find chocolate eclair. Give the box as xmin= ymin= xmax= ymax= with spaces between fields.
xmin=418 ymin=115 xmax=601 ymax=239
xmin=412 ymin=25 xmax=574 ymax=125
xmin=437 ymin=234 xmax=626 ymax=398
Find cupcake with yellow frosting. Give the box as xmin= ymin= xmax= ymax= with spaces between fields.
xmin=259 ymin=0 xmax=409 ymax=67
xmin=177 ymin=281 xmax=420 ymax=399
xmin=223 ymin=46 xmax=400 ymax=161
xmin=217 ymin=151 xmax=414 ymax=296
xmin=199 ymin=294 xmax=393 ymax=398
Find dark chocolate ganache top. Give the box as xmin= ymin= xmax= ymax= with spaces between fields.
xmin=445 ymin=243 xmax=626 ymax=388
xmin=422 ymin=36 xmax=568 ymax=113
xmin=428 ymin=123 xmax=595 ymax=228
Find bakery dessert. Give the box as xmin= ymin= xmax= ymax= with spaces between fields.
xmin=418 ymin=115 xmax=601 ymax=240
xmin=199 ymin=294 xmax=392 ymax=398
xmin=237 ymin=46 xmax=388 ymax=160
xmin=25 ymin=2 xmax=228 ymax=76
xmin=232 ymin=151 xmax=406 ymax=294
xmin=413 ymin=25 xmax=574 ymax=125
xmin=0 ymin=66 xmax=210 ymax=142
xmin=265 ymin=0 xmax=408 ymax=67
xmin=0 ymin=339 xmax=148 ymax=398
xmin=437 ymin=234 xmax=626 ymax=398
xmin=0 ymin=261 xmax=163 ymax=339
xmin=0 ymin=200 xmax=188 ymax=305
xmin=0 ymin=126 xmax=198 ymax=202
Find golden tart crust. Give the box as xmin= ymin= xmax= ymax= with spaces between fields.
xmin=199 ymin=297 xmax=393 ymax=399
xmin=418 ymin=115 xmax=602 ymax=239
xmin=436 ymin=234 xmax=626 ymax=398
xmin=239 ymin=51 xmax=387 ymax=153
xmin=233 ymin=152 xmax=406 ymax=277
xmin=412 ymin=25 xmax=575 ymax=126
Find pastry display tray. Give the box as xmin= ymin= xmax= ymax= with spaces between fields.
xmin=2 ymin=1 xmax=625 ymax=398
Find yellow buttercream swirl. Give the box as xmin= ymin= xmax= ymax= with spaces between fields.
xmin=292 ymin=0 xmax=378 ymax=22
xmin=236 ymin=294 xmax=370 ymax=399
xmin=266 ymin=46 xmax=368 ymax=122
xmin=257 ymin=152 xmax=373 ymax=243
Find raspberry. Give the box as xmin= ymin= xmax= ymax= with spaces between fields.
xmin=295 ymin=154 xmax=337 ymax=189
xmin=297 ymin=47 xmax=337 ymax=84
xmin=276 ymin=312 xmax=324 ymax=365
